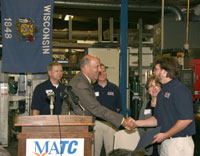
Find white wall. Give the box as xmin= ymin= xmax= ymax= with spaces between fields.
xmin=88 ymin=48 xmax=120 ymax=86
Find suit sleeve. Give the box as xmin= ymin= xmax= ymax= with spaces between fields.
xmin=72 ymin=80 xmax=123 ymax=128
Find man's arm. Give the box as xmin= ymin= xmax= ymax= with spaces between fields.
xmin=153 ymin=119 xmax=192 ymax=143
xmin=122 ymin=117 xmax=137 ymax=130
xmin=136 ymin=116 xmax=158 ymax=127
xmin=32 ymin=109 xmax=40 ymax=115
xmin=31 ymin=85 xmax=42 ymax=115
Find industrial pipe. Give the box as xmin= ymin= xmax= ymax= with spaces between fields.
xmin=54 ymin=0 xmax=184 ymax=21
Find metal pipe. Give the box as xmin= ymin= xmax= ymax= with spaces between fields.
xmin=161 ymin=0 xmax=165 ymax=51
xmin=54 ymin=0 xmax=184 ymax=21
xmin=98 ymin=17 xmax=102 ymax=42
xmin=53 ymin=31 xmax=98 ymax=38
xmin=138 ymin=18 xmax=143 ymax=84
xmin=69 ymin=16 xmax=72 ymax=40
xmin=109 ymin=17 xmax=114 ymax=42
xmin=120 ymin=0 xmax=128 ymax=117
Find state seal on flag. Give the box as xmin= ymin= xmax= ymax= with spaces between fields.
xmin=15 ymin=18 xmax=40 ymax=42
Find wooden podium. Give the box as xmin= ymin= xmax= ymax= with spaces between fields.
xmin=15 ymin=115 xmax=94 ymax=156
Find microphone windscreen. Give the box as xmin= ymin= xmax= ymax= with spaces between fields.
xmin=46 ymin=90 xmax=55 ymax=97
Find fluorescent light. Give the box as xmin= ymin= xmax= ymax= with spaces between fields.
xmin=64 ymin=15 xmax=74 ymax=21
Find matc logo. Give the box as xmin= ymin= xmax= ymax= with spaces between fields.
xmin=26 ymin=138 xmax=84 ymax=156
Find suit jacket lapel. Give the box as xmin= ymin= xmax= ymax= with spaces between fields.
xmin=79 ymin=72 xmax=96 ymax=97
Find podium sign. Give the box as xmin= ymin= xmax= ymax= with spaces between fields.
xmin=15 ymin=115 xmax=94 ymax=156
xmin=26 ymin=138 xmax=84 ymax=156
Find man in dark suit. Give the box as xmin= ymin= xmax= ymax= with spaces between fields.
xmin=62 ymin=54 xmax=135 ymax=129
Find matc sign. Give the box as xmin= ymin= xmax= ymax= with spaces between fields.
xmin=26 ymin=138 xmax=84 ymax=156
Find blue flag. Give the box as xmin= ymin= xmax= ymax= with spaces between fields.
xmin=1 ymin=0 xmax=54 ymax=73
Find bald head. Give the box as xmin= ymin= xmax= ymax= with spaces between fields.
xmin=80 ymin=55 xmax=99 ymax=68
xmin=80 ymin=55 xmax=101 ymax=81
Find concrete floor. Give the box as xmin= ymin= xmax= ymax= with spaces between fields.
xmin=4 ymin=139 xmax=18 ymax=156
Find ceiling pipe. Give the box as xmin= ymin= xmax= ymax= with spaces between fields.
xmin=54 ymin=0 xmax=184 ymax=21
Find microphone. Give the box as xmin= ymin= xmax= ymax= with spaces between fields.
xmin=46 ymin=90 xmax=55 ymax=115
xmin=65 ymin=85 xmax=85 ymax=115
xmin=66 ymin=85 xmax=79 ymax=105
xmin=63 ymin=89 xmax=74 ymax=115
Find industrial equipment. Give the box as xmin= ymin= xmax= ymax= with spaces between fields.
xmin=0 ymin=61 xmax=9 ymax=147
xmin=0 ymin=83 xmax=9 ymax=147
xmin=190 ymin=59 xmax=200 ymax=102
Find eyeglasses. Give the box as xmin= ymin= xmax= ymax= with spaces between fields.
xmin=99 ymin=71 xmax=106 ymax=75
xmin=148 ymin=85 xmax=160 ymax=89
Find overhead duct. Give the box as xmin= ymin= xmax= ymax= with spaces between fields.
xmin=54 ymin=0 xmax=184 ymax=21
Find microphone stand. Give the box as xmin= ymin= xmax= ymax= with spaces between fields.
xmin=50 ymin=96 xmax=54 ymax=115
xmin=77 ymin=100 xmax=85 ymax=116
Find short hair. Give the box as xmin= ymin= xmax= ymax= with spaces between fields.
xmin=100 ymin=63 xmax=107 ymax=71
xmin=80 ymin=56 xmax=92 ymax=69
xmin=145 ymin=75 xmax=161 ymax=89
xmin=47 ymin=62 xmax=62 ymax=71
xmin=109 ymin=149 xmax=136 ymax=156
xmin=154 ymin=56 xmax=181 ymax=79
xmin=0 ymin=147 xmax=11 ymax=156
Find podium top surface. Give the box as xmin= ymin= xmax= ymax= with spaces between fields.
xmin=15 ymin=115 xmax=94 ymax=127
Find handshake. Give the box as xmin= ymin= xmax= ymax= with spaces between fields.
xmin=122 ymin=117 xmax=137 ymax=130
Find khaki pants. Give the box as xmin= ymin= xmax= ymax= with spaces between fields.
xmin=160 ymin=136 xmax=194 ymax=156
xmin=93 ymin=120 xmax=118 ymax=156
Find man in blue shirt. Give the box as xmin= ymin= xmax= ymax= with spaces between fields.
xmin=134 ymin=56 xmax=195 ymax=156
xmin=31 ymin=62 xmax=65 ymax=115
xmin=93 ymin=64 xmax=122 ymax=156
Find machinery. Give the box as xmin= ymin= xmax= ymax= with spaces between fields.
xmin=0 ymin=61 xmax=8 ymax=147
xmin=8 ymin=74 xmax=47 ymax=137
xmin=0 ymin=65 xmax=48 ymax=147
xmin=190 ymin=59 xmax=200 ymax=102
xmin=0 ymin=83 xmax=9 ymax=147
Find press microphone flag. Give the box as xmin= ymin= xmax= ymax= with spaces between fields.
xmin=1 ymin=0 xmax=54 ymax=73
xmin=46 ymin=90 xmax=55 ymax=115
xmin=46 ymin=90 xmax=55 ymax=98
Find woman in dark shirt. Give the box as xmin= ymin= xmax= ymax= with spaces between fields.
xmin=138 ymin=75 xmax=162 ymax=156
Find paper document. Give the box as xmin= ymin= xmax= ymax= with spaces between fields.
xmin=114 ymin=129 xmax=140 ymax=151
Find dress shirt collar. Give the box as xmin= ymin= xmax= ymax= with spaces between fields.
xmin=83 ymin=72 xmax=91 ymax=84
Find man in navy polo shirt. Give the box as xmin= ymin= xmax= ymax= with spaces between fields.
xmin=134 ymin=56 xmax=195 ymax=156
xmin=93 ymin=64 xmax=122 ymax=156
xmin=31 ymin=62 xmax=65 ymax=115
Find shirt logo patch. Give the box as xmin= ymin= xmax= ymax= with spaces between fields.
xmin=164 ymin=92 xmax=171 ymax=98
xmin=107 ymin=92 xmax=114 ymax=96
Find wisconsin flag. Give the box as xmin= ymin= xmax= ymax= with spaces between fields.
xmin=1 ymin=0 xmax=54 ymax=73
